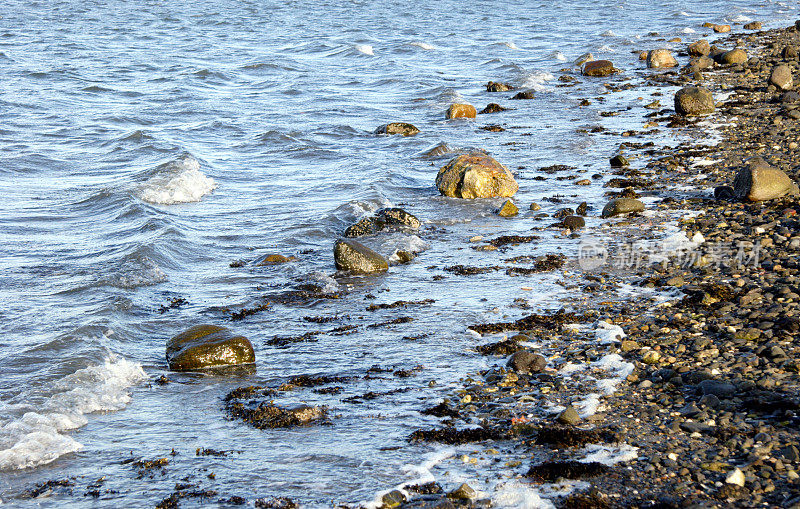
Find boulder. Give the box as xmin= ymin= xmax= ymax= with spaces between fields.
xmin=507 ymin=351 xmax=546 ymax=374
xmin=733 ymin=157 xmax=800 ymax=202
xmin=497 ymin=199 xmax=518 ymax=217
xmin=573 ymin=52 xmax=593 ymax=66
xmin=784 ymin=46 xmax=798 ymax=60
xmin=166 ymin=325 xmax=255 ymax=371
xmin=334 ymin=239 xmax=388 ymax=274
xmin=715 ymin=48 xmax=747 ymax=65
xmin=674 ymin=86 xmax=715 ymax=116
xmin=480 ymin=103 xmax=507 ymax=114
xmin=689 ymin=56 xmax=714 ymax=70
xmin=345 ymin=208 xmax=421 ymax=237
xmin=446 ymin=104 xmax=477 ymax=119
xmin=436 ymin=153 xmax=518 ymax=199
xmin=601 ymin=198 xmax=645 ymax=218
xmin=610 ymin=154 xmax=629 ymax=168
xmin=511 ymin=90 xmax=534 ymax=100
xmin=688 ymin=40 xmax=711 ymax=56
xmin=486 ymin=81 xmax=513 ymax=92
xmin=743 ymin=21 xmax=762 ymax=30
xmin=582 ymin=60 xmax=615 ymax=77
xmin=256 ymin=254 xmax=297 ymax=266
xmin=647 ymin=49 xmax=678 ymax=68
xmin=769 ymin=64 xmax=793 ymax=90
xmin=561 ymin=215 xmax=585 ymax=231
xmin=713 ymin=24 xmax=731 ymax=33
xmin=374 ymin=122 xmax=420 ymax=136
xmin=557 ymin=405 xmax=581 ymax=425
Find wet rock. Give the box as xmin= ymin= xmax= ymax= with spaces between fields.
xmin=166 ymin=325 xmax=255 ymax=371
xmin=436 ymin=153 xmax=518 ymax=199
xmin=420 ymin=142 xmax=455 ymax=159
xmin=225 ymin=399 xmax=327 ymax=429
xmin=782 ymin=91 xmax=800 ymax=104
xmin=511 ymin=90 xmax=534 ymax=100
xmin=446 ymin=104 xmax=477 ymax=119
xmin=447 ymin=484 xmax=476 ymax=501
xmin=769 ymin=64 xmax=793 ymax=90
xmin=726 ymin=468 xmax=746 ymax=487
xmin=374 ymin=123 xmax=420 ymax=136
xmin=744 ymin=21 xmax=762 ymax=30
xmin=699 ymin=379 xmax=737 ymax=398
xmin=574 ymin=52 xmax=593 ymax=66
xmin=345 ymin=208 xmax=421 ymax=237
xmin=333 ymin=239 xmax=389 ymax=274
xmin=527 ymin=461 xmax=609 ymax=482
xmin=601 ymin=198 xmax=645 ymax=218
xmin=610 ymin=154 xmax=629 ymax=168
xmin=486 ymin=81 xmax=513 ymax=92
xmin=409 ymin=427 xmax=503 ymax=444
xmin=576 ymin=202 xmax=588 ymax=216
xmin=713 ymin=24 xmax=731 ymax=33
xmin=784 ymin=46 xmax=798 ymax=60
xmin=497 ymin=199 xmax=519 ymax=217
xmin=647 ymin=49 xmax=678 ymax=68
xmin=507 ymin=351 xmax=546 ymax=374
xmin=582 ymin=60 xmax=615 ymax=77
xmin=714 ymin=185 xmax=735 ymax=201
xmin=256 ymin=254 xmax=297 ymax=266
xmin=690 ymin=55 xmax=715 ymax=70
xmin=557 ymin=405 xmax=581 ymax=425
xmin=382 ymin=490 xmax=406 ymax=508
xmin=529 ymin=202 xmax=541 ymax=211
xmin=733 ymin=157 xmax=800 ymax=202
xmin=674 ymin=85 xmax=715 ymax=116
xmin=688 ymin=40 xmax=711 ymax=56
xmin=561 ymin=215 xmax=585 ymax=231
xmin=715 ymin=48 xmax=747 ymax=65
xmin=480 ymin=103 xmax=506 ymax=114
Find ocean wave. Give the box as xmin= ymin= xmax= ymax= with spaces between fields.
xmin=137 ymin=154 xmax=217 ymax=205
xmin=520 ymin=70 xmax=555 ymax=91
xmin=547 ymin=50 xmax=567 ymax=62
xmin=409 ymin=41 xmax=435 ymax=50
xmin=355 ymin=44 xmax=375 ymax=56
xmin=112 ymin=255 xmax=168 ymax=289
xmin=0 ymin=356 xmax=146 ymax=470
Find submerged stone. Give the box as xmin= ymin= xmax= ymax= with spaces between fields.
xmin=333 ymin=239 xmax=389 ymax=274
xmin=166 ymin=325 xmax=255 ymax=371
xmin=374 ymin=122 xmax=420 ymax=136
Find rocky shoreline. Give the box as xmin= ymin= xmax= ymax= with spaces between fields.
xmin=17 ymin=19 xmax=800 ymax=509
xmin=369 ymin=21 xmax=800 ymax=509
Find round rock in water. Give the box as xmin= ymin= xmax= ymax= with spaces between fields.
xmin=507 ymin=350 xmax=547 ymax=374
xmin=446 ymin=103 xmax=477 ymax=119
xmin=733 ymin=157 xmax=800 ymax=202
xmin=166 ymin=325 xmax=255 ymax=371
xmin=436 ymin=153 xmax=518 ymax=199
xmin=333 ymin=239 xmax=389 ymax=274
xmin=602 ymin=198 xmax=645 ymax=218
xmin=480 ymin=103 xmax=507 ymax=114
xmin=486 ymin=81 xmax=513 ymax=92
xmin=715 ymin=48 xmax=747 ymax=65
xmin=674 ymin=86 xmax=715 ymax=116
xmin=687 ymin=39 xmax=710 ymax=56
xmin=561 ymin=215 xmax=585 ymax=231
xmin=374 ymin=122 xmax=420 ymax=136
xmin=646 ymin=49 xmax=678 ymax=68
xmin=497 ymin=199 xmax=519 ymax=217
xmin=582 ymin=60 xmax=615 ymax=77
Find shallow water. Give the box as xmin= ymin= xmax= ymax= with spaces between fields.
xmin=0 ymin=0 xmax=795 ymax=506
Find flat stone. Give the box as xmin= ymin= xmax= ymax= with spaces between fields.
xmin=333 ymin=239 xmax=389 ymax=274
xmin=582 ymin=60 xmax=615 ymax=77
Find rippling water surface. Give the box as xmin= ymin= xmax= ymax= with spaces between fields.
xmin=0 ymin=0 xmax=795 ymax=506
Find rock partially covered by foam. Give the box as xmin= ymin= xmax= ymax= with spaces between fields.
xmin=674 ymin=86 xmax=715 ymax=116
xmin=602 ymin=198 xmax=645 ymax=218
xmin=345 ymin=208 xmax=421 ymax=237
xmin=436 ymin=153 xmax=518 ymax=199
xmin=582 ymin=60 xmax=615 ymax=77
xmin=374 ymin=122 xmax=420 ymax=136
xmin=334 ymin=239 xmax=388 ymax=274
xmin=166 ymin=325 xmax=255 ymax=371
xmin=733 ymin=157 xmax=800 ymax=202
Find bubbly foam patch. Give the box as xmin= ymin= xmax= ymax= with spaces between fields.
xmin=410 ymin=42 xmax=435 ymax=50
xmin=138 ymin=155 xmax=217 ymax=205
xmin=356 ymin=44 xmax=374 ymax=55
xmin=0 ymin=356 xmax=147 ymax=470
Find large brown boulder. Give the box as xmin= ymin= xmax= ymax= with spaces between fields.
xmin=674 ymin=86 xmax=715 ymax=116
xmin=715 ymin=48 xmax=747 ymax=65
xmin=333 ymin=239 xmax=389 ymax=274
xmin=733 ymin=157 xmax=800 ymax=201
xmin=446 ymin=104 xmax=477 ymax=119
xmin=769 ymin=64 xmax=793 ymax=90
xmin=436 ymin=153 xmax=518 ymax=199
xmin=582 ymin=60 xmax=615 ymax=77
xmin=647 ymin=49 xmax=678 ymax=68
xmin=166 ymin=325 xmax=255 ymax=371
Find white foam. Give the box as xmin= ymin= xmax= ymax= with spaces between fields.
xmin=138 ymin=155 xmax=217 ymax=205
xmin=309 ymin=271 xmax=340 ymax=294
xmin=579 ymin=444 xmax=638 ymax=465
xmin=601 ymin=30 xmax=617 ymax=37
xmin=356 ymin=44 xmax=375 ymax=55
xmin=682 ymin=27 xmax=697 ymax=34
xmin=728 ymin=14 xmax=751 ymax=23
xmin=114 ymin=256 xmax=168 ymax=288
xmin=575 ymin=393 xmax=602 ymax=417
xmin=591 ymin=353 xmax=635 ymax=395
xmin=410 ymin=42 xmax=435 ymax=50
xmin=521 ymin=71 xmax=555 ymax=91
xmin=594 ymin=321 xmax=625 ymax=344
xmin=597 ymin=44 xmax=614 ymax=53
xmin=548 ymin=51 xmax=567 ymax=62
xmin=492 ymin=480 xmax=556 ymax=509
xmin=0 ymin=356 xmax=146 ymax=470
xmin=362 ymin=448 xmax=455 ymax=509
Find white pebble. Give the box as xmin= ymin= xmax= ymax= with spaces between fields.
xmin=726 ymin=468 xmax=745 ymax=487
